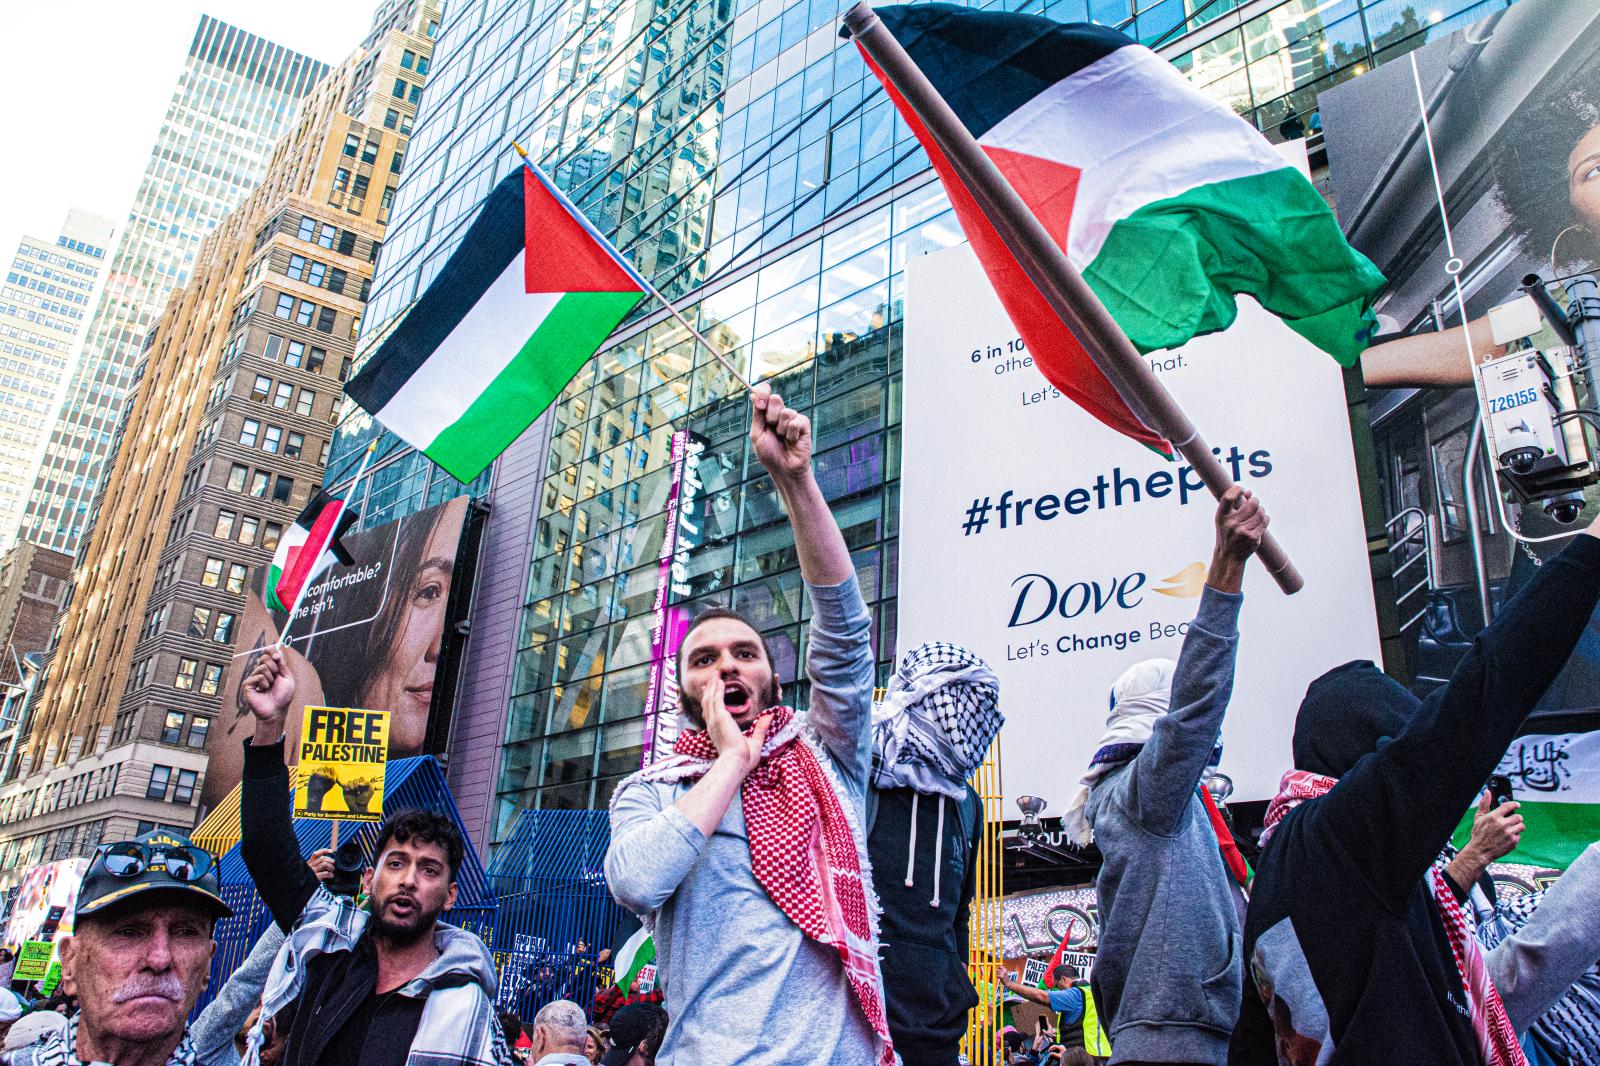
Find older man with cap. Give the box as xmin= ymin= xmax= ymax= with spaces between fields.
xmin=17 ymin=829 xmax=231 ymax=1066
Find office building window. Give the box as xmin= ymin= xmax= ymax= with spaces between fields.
xmin=318 ymin=224 xmax=336 ymax=250
xmin=237 ymin=516 xmax=259 ymax=545
xmin=189 ymin=606 xmax=212 ymax=638
xmin=199 ymin=665 xmax=223 ymax=696
xmin=332 ymin=170 xmax=350 ymax=193
xmin=172 ymin=769 xmax=198 ymax=804
xmin=296 ymin=390 xmax=316 ymax=417
xmin=187 ymin=717 xmax=210 ymax=749
xmin=297 ymin=217 xmax=317 ymax=241
xmin=213 ymin=510 xmax=236 ymax=539
xmin=285 ymin=431 xmax=304 ymax=460
xmin=315 ymin=306 xmax=336 ymax=333
xmin=264 ymin=333 xmax=284 ymax=361
xmin=343 ymin=133 xmax=360 ymax=157
xmin=306 ymin=261 xmax=325 ymax=286
xmin=272 ymin=382 xmax=292 ymax=409
xmin=401 ymin=49 xmax=416 ymax=69
xmin=284 ymin=340 xmax=305 ymax=368
xmin=296 ymin=301 xmax=315 ymax=327
xmin=274 ymin=294 xmax=295 ymax=319
xmin=390 ymin=151 xmax=404 ymax=174
xmin=146 ymin=766 xmax=172 ymax=800
xmin=161 ymin=712 xmax=184 ymax=745
xmin=239 ymin=419 xmax=260 ymax=447
xmin=250 ymin=375 xmax=271 ymax=402
xmin=262 ymin=426 xmax=282 ymax=454
xmin=408 ymin=84 xmax=421 ymax=104
xmin=307 ymin=347 xmax=326 ymax=374
xmin=228 ymin=463 xmax=248 ymax=492
xmin=226 ymin=563 xmax=248 ymax=594
xmin=272 ymin=476 xmax=294 ymax=503
xmin=263 ymin=522 xmax=283 ymax=550
xmin=213 ymin=612 xmax=236 ymax=644
xmin=327 ymin=268 xmax=346 ymax=294
xmin=384 ymin=108 xmax=399 ymax=130
xmin=174 ymin=659 xmax=198 ymax=690
xmin=202 ymin=558 xmax=224 ymax=587
xmin=393 ymin=77 xmax=408 ymax=99
xmin=250 ymin=471 xmax=269 ymax=497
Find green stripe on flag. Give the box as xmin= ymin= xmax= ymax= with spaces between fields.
xmin=1082 ymin=167 xmax=1384 ymax=365
xmin=424 ymin=289 xmax=643 ymax=481
xmin=1452 ymin=798 xmax=1600 ymax=871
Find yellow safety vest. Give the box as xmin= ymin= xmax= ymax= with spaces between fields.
xmin=1080 ymin=985 xmax=1111 ymax=1058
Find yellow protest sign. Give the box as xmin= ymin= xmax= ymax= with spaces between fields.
xmin=294 ymin=706 xmax=389 ymax=822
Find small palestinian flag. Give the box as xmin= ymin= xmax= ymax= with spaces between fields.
xmin=611 ymin=926 xmax=655 ymax=991
xmin=266 ymin=489 xmax=356 ymax=614
xmin=345 ymin=163 xmax=646 ymax=483
xmin=857 ymin=4 xmax=1385 ymax=451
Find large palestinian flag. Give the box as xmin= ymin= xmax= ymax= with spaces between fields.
xmin=266 ymin=489 xmax=356 ymax=614
xmin=858 ymin=4 xmax=1385 ymax=452
xmin=345 ymin=164 xmax=646 ymax=483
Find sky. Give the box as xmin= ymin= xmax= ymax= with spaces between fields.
xmin=0 ymin=1 xmax=377 ymax=266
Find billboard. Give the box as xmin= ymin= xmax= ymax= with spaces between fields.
xmin=898 ymin=235 xmax=1382 ymax=807
xmin=3 ymin=859 xmax=86 ymax=953
xmin=201 ymin=495 xmax=472 ymax=811
xmin=1320 ymin=0 xmax=1600 ymax=702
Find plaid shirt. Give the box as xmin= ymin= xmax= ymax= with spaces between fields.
xmin=590 ymin=983 xmax=665 ymax=1025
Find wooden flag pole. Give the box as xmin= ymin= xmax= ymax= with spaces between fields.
xmin=276 ymin=441 xmax=380 ymax=651
xmin=511 ymin=143 xmax=755 ymax=392
xmin=843 ymin=2 xmax=1303 ymax=594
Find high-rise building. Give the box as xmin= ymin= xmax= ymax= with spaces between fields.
xmin=0 ymin=4 xmax=436 ymax=871
xmin=321 ymin=0 xmax=1513 ymax=853
xmin=0 ymin=211 xmax=116 ymax=551
xmin=18 ymin=18 xmax=328 ymax=557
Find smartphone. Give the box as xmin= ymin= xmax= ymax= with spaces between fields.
xmin=1488 ymin=774 xmax=1515 ymax=809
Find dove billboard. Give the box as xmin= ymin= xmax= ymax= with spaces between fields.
xmin=897 ymin=236 xmax=1382 ymax=809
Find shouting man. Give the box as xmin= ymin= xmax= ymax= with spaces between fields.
xmin=606 ymin=384 xmax=893 ymax=1064
xmin=240 ymin=646 xmax=509 ymax=1066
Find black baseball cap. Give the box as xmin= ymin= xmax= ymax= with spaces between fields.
xmin=75 ymin=830 xmax=232 ymax=920
xmin=600 ymin=1003 xmax=665 ymax=1066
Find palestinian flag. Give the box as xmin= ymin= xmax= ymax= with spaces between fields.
xmin=611 ymin=926 xmax=655 ymax=990
xmin=1453 ymin=723 xmax=1600 ymax=871
xmin=857 ymin=5 xmax=1385 ymax=452
xmin=345 ymin=164 xmax=646 ymax=483
xmin=266 ymin=489 xmax=356 ymax=614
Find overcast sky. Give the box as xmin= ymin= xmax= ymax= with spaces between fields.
xmin=0 ymin=2 xmax=377 ymax=266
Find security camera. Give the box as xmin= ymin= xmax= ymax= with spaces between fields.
xmin=1546 ymin=492 xmax=1586 ymax=524
xmin=1498 ymin=420 xmax=1543 ymax=475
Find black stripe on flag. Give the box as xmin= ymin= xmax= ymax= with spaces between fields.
xmin=345 ymin=169 xmax=527 ymax=413
xmin=866 ymin=4 xmax=1132 ymax=140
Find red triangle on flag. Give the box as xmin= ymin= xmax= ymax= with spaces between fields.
xmin=982 ymin=146 xmax=1080 ymax=253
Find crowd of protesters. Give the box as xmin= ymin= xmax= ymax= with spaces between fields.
xmin=1 ymin=385 xmax=1597 ymax=1066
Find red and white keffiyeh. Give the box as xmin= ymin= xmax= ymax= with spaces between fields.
xmin=634 ymin=705 xmax=894 ymax=1065
xmin=1262 ymin=770 xmax=1527 ymax=1066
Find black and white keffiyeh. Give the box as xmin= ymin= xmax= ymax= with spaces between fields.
xmin=870 ymin=642 xmax=1001 ymax=799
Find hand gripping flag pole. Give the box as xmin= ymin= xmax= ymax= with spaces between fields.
xmin=276 ymin=440 xmax=379 ymax=651
xmin=511 ymin=143 xmax=754 ymax=393
xmin=844 ymin=1 xmax=1303 ymax=594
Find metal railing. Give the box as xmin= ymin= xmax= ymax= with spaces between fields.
xmin=1387 ymin=506 xmax=1434 ymax=632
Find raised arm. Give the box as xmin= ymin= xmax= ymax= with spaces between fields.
xmin=749 ymin=384 xmax=872 ymax=785
xmin=1359 ymin=317 xmax=1502 ymax=389
xmin=238 ymin=646 xmax=322 ymax=931
xmin=1131 ymin=488 xmax=1264 ymax=834
xmin=1315 ymin=522 xmax=1600 ymax=909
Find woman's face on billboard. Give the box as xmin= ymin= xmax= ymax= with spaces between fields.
xmin=1567 ymin=121 xmax=1600 ymax=232
xmin=362 ymin=516 xmax=456 ymax=750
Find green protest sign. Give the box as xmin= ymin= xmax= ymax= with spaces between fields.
xmin=39 ymin=961 xmax=61 ymax=995
xmin=14 ymin=941 xmax=52 ymax=982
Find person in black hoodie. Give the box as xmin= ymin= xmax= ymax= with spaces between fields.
xmin=1230 ymin=518 xmax=1600 ymax=1066
xmin=867 ymin=642 xmax=1003 ymax=1066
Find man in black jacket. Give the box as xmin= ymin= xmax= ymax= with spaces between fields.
xmin=1231 ymin=516 xmax=1600 ymax=1065
xmin=240 ymin=645 xmax=508 ymax=1066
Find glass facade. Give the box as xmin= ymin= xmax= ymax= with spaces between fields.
xmin=20 ymin=18 xmax=328 ymax=556
xmin=332 ymin=0 xmax=1520 ymax=841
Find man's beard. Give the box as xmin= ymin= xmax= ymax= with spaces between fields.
xmin=370 ymin=893 xmax=440 ymax=946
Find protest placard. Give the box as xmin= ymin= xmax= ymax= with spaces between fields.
xmin=14 ymin=941 xmax=53 ymax=982
xmin=294 ymin=706 xmax=389 ymax=821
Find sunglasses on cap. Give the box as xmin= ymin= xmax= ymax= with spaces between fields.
xmin=95 ymin=841 xmax=213 ymax=882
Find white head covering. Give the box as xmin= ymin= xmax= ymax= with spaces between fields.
xmin=1063 ymin=658 xmax=1175 ymax=845
xmin=4 ymin=1010 xmax=66 ymax=1051
xmin=870 ymin=642 xmax=1002 ymax=800
xmin=0 ymin=990 xmax=21 ymax=1025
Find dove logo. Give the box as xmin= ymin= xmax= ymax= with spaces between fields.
xmin=1007 ymin=570 xmax=1148 ymax=628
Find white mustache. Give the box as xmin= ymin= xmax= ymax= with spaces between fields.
xmin=112 ymin=975 xmax=185 ymax=1003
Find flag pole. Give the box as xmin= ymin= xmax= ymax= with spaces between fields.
xmin=277 ymin=441 xmax=379 ymax=651
xmin=511 ymin=143 xmax=755 ymax=393
xmin=842 ymin=2 xmax=1303 ymax=594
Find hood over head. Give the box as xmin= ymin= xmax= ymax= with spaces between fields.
xmin=1292 ymin=660 xmax=1421 ymax=777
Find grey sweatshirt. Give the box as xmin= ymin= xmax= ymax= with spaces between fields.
xmin=605 ymin=574 xmax=877 ymax=1066
xmin=1488 ymin=840 xmax=1600 ymax=1038
xmin=191 ymin=924 xmax=288 ymax=1066
xmin=1085 ymin=587 xmax=1242 ymax=1066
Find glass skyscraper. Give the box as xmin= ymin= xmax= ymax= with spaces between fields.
xmin=332 ymin=0 xmax=1519 ymax=848
xmin=20 ymin=18 xmax=328 ymax=556
xmin=0 ymin=209 xmax=116 ymax=552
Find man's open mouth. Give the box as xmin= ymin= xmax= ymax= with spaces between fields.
xmin=723 ymin=682 xmax=750 ymax=708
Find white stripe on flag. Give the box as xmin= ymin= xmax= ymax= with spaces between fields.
xmin=374 ymin=250 xmax=560 ymax=448
xmin=1498 ymin=732 xmax=1600 ymax=803
xmin=979 ymin=44 xmax=1291 ymax=269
